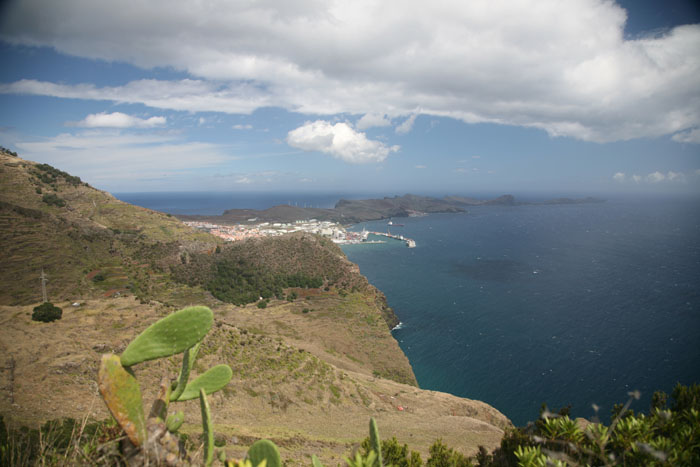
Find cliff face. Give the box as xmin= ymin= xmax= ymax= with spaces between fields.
xmin=0 ymin=150 xmax=511 ymax=463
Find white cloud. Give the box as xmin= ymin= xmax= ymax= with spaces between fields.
xmin=72 ymin=111 xmax=166 ymax=128
xmin=355 ymin=113 xmax=391 ymax=130
xmin=356 ymin=113 xmax=392 ymax=130
xmin=14 ymin=130 xmax=227 ymax=190
xmin=1 ymin=1 xmax=700 ymax=142
xmin=666 ymin=171 xmax=686 ymax=182
xmin=616 ymin=170 xmax=688 ymax=184
xmin=672 ymin=128 xmax=700 ymax=143
xmin=646 ymin=171 xmax=666 ymax=183
xmin=396 ymin=114 xmax=418 ymax=134
xmin=233 ymin=124 xmax=253 ymax=130
xmin=415 ymin=165 xmax=427 ymax=169
xmin=286 ymin=120 xmax=399 ymax=163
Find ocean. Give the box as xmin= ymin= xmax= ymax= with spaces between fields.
xmin=116 ymin=192 xmax=700 ymax=426
xmin=342 ymin=197 xmax=700 ymax=426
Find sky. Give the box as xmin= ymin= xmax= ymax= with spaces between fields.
xmin=0 ymin=0 xmax=699 ymax=196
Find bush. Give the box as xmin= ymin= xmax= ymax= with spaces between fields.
xmin=257 ymin=300 xmax=267 ymax=309
xmin=41 ymin=193 xmax=66 ymax=207
xmin=92 ymin=274 xmax=106 ymax=282
xmin=31 ymin=302 xmax=62 ymax=322
xmin=481 ymin=383 xmax=700 ymax=467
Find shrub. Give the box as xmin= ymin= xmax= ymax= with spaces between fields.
xmin=257 ymin=300 xmax=267 ymax=309
xmin=41 ymin=193 xmax=66 ymax=207
xmin=92 ymin=274 xmax=106 ymax=282
xmin=31 ymin=302 xmax=62 ymax=322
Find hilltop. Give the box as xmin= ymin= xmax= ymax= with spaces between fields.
xmin=0 ymin=149 xmax=510 ymax=463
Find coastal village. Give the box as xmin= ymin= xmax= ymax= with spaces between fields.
xmin=184 ymin=218 xmax=416 ymax=247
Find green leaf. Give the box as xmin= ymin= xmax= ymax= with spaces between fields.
xmin=200 ymin=388 xmax=214 ymax=467
xmin=120 ymin=306 xmax=213 ymax=367
xmin=247 ymin=439 xmax=281 ymax=467
xmin=97 ymin=354 xmax=146 ymax=446
xmin=170 ymin=343 xmax=201 ymax=401
xmin=312 ymin=454 xmax=325 ymax=467
xmin=173 ymin=364 xmax=233 ymax=401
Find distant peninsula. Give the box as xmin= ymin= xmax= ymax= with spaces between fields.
xmin=178 ymin=193 xmax=605 ymax=225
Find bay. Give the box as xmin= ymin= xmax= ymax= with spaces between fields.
xmin=342 ymin=197 xmax=700 ymax=426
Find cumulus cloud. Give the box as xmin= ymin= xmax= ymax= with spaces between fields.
xmin=72 ymin=112 xmax=166 ymax=128
xmin=614 ymin=170 xmax=687 ymax=184
xmin=356 ymin=113 xmax=392 ymax=130
xmin=286 ymin=120 xmax=399 ymax=163
xmin=613 ymin=172 xmax=626 ymax=182
xmin=1 ymin=1 xmax=700 ymax=142
xmin=232 ymin=124 xmax=253 ymax=130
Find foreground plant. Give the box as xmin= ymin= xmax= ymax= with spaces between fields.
xmin=98 ymin=306 xmax=232 ymax=466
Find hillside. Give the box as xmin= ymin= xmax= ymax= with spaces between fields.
xmin=0 ymin=149 xmax=511 ymax=463
xmin=0 ymin=150 xmax=220 ymax=306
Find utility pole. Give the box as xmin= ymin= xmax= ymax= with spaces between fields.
xmin=40 ymin=268 xmax=48 ymax=303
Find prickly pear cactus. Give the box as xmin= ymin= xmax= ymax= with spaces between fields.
xmin=97 ymin=354 xmax=147 ymax=446
xmin=166 ymin=411 xmax=185 ymax=433
xmin=247 ymin=439 xmax=282 ymax=467
xmin=311 ymin=454 xmax=325 ymax=467
xmin=120 ymin=306 xmax=213 ymax=367
xmin=170 ymin=342 xmax=201 ymax=401
xmin=200 ymin=388 xmax=215 ymax=467
xmin=173 ymin=364 xmax=233 ymax=401
xmin=369 ymin=418 xmax=382 ymax=467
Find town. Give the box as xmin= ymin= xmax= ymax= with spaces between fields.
xmin=184 ymin=219 xmax=416 ymax=247
xmin=183 ymin=219 xmax=369 ymax=244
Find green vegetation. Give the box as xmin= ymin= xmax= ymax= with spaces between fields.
xmin=477 ymin=383 xmax=700 ymax=466
xmin=0 ymin=146 xmax=18 ymax=157
xmin=172 ymin=236 xmax=353 ymax=306
xmin=33 ymin=163 xmax=83 ymax=187
xmin=31 ymin=302 xmax=62 ymax=322
xmin=97 ymin=306 xmax=232 ymax=464
xmin=41 ymin=193 xmax=66 ymax=207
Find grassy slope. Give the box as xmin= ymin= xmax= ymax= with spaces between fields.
xmin=0 ymin=150 xmax=511 ymax=463
xmin=0 ymin=150 xmax=220 ymax=305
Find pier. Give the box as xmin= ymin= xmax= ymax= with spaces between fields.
xmin=367 ymin=231 xmax=416 ymax=248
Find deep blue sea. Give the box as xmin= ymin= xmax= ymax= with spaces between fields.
xmin=342 ymin=197 xmax=700 ymax=425
xmin=116 ymin=192 xmax=700 ymax=426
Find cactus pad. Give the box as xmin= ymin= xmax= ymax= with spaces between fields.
xmin=166 ymin=411 xmax=185 ymax=432
xmin=200 ymin=388 xmax=214 ymax=467
xmin=247 ymin=439 xmax=281 ymax=467
xmin=97 ymin=354 xmax=147 ymax=446
xmin=173 ymin=364 xmax=233 ymax=401
xmin=369 ymin=418 xmax=382 ymax=467
xmin=121 ymin=306 xmax=213 ymax=367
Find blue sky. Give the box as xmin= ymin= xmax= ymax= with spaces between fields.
xmin=0 ymin=0 xmax=698 ymax=196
